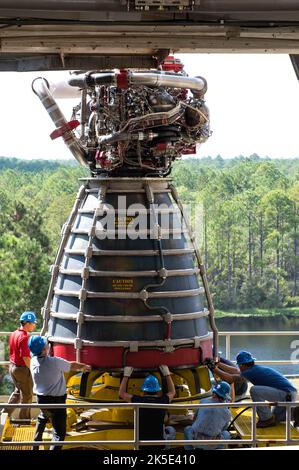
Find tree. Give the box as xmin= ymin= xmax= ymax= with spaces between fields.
xmin=260 ymin=190 xmax=293 ymax=301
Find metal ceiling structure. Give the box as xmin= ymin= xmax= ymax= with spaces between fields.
xmin=0 ymin=0 xmax=298 ymax=76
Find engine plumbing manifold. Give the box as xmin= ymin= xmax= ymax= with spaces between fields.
xmin=32 ymin=57 xmax=210 ymax=176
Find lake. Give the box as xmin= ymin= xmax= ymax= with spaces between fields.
xmin=216 ymin=315 xmax=299 ymax=376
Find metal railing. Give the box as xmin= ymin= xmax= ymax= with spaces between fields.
xmin=1 ymin=401 xmax=299 ymax=449
xmin=219 ymin=331 xmax=299 ymax=365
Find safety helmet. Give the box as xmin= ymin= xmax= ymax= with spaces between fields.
xmin=20 ymin=311 xmax=37 ymax=324
xmin=212 ymin=381 xmax=231 ymax=400
xmin=140 ymin=375 xmax=161 ymax=393
xmin=236 ymin=350 xmax=256 ymax=365
xmin=28 ymin=335 xmax=47 ymax=355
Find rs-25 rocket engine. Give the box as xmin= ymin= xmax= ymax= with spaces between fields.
xmin=32 ymin=56 xmax=217 ymax=405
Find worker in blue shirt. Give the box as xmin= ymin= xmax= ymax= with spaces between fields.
xmin=214 ymin=350 xmax=297 ymax=428
xmin=184 ymin=381 xmax=231 ymax=450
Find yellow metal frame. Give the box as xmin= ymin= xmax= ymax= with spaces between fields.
xmin=0 ymin=366 xmax=212 ymax=450
xmin=231 ymin=406 xmax=299 ymax=447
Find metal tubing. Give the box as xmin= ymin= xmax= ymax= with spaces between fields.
xmin=65 ymin=248 xmax=195 ymax=256
xmin=41 ymin=184 xmax=87 ymax=335
xmin=169 ymin=183 xmax=219 ymax=358
xmin=32 ymin=77 xmax=88 ymax=166
xmin=68 ymin=71 xmax=207 ymax=94
xmin=54 ymin=287 xmax=205 ymax=299
xmin=75 ymin=182 xmax=109 ymax=362
xmin=59 ymin=267 xmax=200 ymax=277
xmin=46 ymin=332 xmax=213 ymax=348
xmin=225 ymin=334 xmax=231 ymax=361
xmin=50 ymin=309 xmax=210 ymax=322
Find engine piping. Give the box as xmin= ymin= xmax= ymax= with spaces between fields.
xmin=68 ymin=70 xmax=207 ymax=95
xmin=32 ymin=77 xmax=89 ymax=167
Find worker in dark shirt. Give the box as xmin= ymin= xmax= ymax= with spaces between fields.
xmin=217 ymin=356 xmax=248 ymax=401
xmin=119 ymin=365 xmax=176 ymax=450
xmin=4 ymin=311 xmax=37 ymax=419
xmin=214 ymin=350 xmax=297 ymax=427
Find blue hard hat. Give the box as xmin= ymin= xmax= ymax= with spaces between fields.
xmin=28 ymin=335 xmax=47 ymax=355
xmin=236 ymin=350 xmax=256 ymax=365
xmin=20 ymin=311 xmax=37 ymax=323
xmin=212 ymin=381 xmax=231 ymax=400
xmin=140 ymin=375 xmax=161 ymax=393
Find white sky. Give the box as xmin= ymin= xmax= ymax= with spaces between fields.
xmin=0 ymin=53 xmax=298 ymax=160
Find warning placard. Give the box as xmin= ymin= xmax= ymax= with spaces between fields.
xmin=115 ymin=216 xmax=135 ymax=228
xmin=112 ymin=278 xmax=134 ymax=291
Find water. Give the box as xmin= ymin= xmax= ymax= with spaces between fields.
xmin=217 ymin=315 xmax=299 ymax=376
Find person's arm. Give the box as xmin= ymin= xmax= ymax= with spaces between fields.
xmin=159 ymin=365 xmax=176 ymax=401
xmin=217 ymin=361 xmax=239 ymax=374
xmin=19 ymin=336 xmax=31 ymax=369
xmin=23 ymin=356 xmax=31 ymax=369
xmin=119 ymin=366 xmax=134 ymax=402
xmin=230 ymin=382 xmax=235 ymax=402
xmin=69 ymin=361 xmax=91 ymax=372
xmin=214 ymin=366 xmax=240 ymax=384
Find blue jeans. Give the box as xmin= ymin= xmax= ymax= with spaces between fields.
xmin=250 ymin=386 xmax=297 ymax=422
xmin=164 ymin=426 xmax=176 ymax=449
xmin=184 ymin=425 xmax=231 ymax=450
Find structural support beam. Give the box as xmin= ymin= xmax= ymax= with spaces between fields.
xmin=0 ymin=2 xmax=299 ymax=71
xmin=2 ymin=36 xmax=299 ymax=55
xmin=0 ymin=53 xmax=161 ymax=72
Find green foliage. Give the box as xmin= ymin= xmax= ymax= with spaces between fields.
xmin=172 ymin=155 xmax=299 ymax=311
xmin=0 ymin=161 xmax=88 ymax=331
xmin=215 ymin=307 xmax=299 ymax=317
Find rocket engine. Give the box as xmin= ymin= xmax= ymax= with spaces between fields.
xmin=32 ymin=57 xmax=217 ymax=402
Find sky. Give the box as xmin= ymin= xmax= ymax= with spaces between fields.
xmin=0 ymin=53 xmax=298 ymax=161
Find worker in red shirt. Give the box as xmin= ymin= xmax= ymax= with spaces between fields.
xmin=6 ymin=311 xmax=37 ymax=420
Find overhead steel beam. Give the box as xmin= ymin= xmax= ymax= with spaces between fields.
xmin=0 ymin=1 xmax=298 ymax=21
xmin=0 ymin=1 xmax=299 ymax=71
xmin=0 ymin=53 xmax=163 ymax=72
xmin=1 ymin=33 xmax=299 ymax=54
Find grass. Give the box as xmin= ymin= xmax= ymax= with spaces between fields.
xmin=215 ymin=307 xmax=299 ymax=317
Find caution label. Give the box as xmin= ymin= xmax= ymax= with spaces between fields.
xmin=112 ymin=278 xmax=134 ymax=291
xmin=115 ymin=216 xmax=135 ymax=228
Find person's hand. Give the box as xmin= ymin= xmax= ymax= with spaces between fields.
xmin=159 ymin=365 xmax=170 ymax=376
xmin=204 ymin=358 xmax=216 ymax=371
xmin=124 ymin=366 xmax=134 ymax=377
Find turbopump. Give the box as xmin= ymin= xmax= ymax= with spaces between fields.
xmin=32 ymin=57 xmax=210 ymax=176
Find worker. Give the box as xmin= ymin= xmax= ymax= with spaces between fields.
xmin=28 ymin=335 xmax=91 ymax=450
xmin=212 ymin=356 xmax=248 ymax=401
xmin=5 ymin=311 xmax=37 ymax=420
xmin=220 ymin=357 xmax=248 ymax=400
xmin=184 ymin=381 xmax=232 ymax=450
xmin=214 ymin=350 xmax=297 ymax=427
xmin=119 ymin=365 xmax=176 ymax=450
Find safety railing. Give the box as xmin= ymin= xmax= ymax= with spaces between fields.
xmin=219 ymin=331 xmax=299 ymax=365
xmin=1 ymin=401 xmax=299 ymax=449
